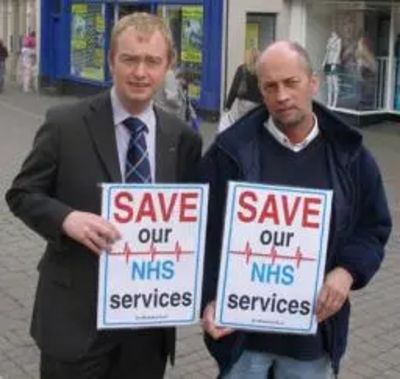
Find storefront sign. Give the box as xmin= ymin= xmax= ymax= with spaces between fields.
xmin=215 ymin=182 xmax=332 ymax=334
xmin=98 ymin=184 xmax=209 ymax=329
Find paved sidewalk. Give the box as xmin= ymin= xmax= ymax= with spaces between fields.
xmin=0 ymin=86 xmax=400 ymax=378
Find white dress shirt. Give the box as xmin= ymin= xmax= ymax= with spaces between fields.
xmin=265 ymin=115 xmax=320 ymax=153
xmin=110 ymin=87 xmax=156 ymax=182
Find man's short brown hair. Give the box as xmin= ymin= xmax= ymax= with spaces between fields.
xmin=109 ymin=12 xmax=176 ymax=64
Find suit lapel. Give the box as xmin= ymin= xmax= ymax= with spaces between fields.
xmin=84 ymin=92 xmax=122 ymax=183
xmin=155 ymin=107 xmax=179 ymax=183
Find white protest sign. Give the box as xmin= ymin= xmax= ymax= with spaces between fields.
xmin=98 ymin=184 xmax=209 ymax=329
xmin=215 ymin=182 xmax=333 ymax=334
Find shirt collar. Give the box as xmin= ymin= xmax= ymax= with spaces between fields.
xmin=110 ymin=87 xmax=154 ymax=131
xmin=265 ymin=115 xmax=320 ymax=152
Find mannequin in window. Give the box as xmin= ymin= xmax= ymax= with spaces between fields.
xmin=322 ymin=31 xmax=342 ymax=108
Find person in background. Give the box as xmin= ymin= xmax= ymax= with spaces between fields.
xmin=0 ymin=39 xmax=9 ymax=93
xmin=20 ymin=31 xmax=36 ymax=93
xmin=155 ymin=66 xmax=200 ymax=131
xmin=355 ymin=36 xmax=377 ymax=77
xmin=155 ymin=67 xmax=186 ymax=120
xmin=218 ymin=48 xmax=263 ymax=133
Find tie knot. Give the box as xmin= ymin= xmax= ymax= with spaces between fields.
xmin=123 ymin=117 xmax=147 ymax=135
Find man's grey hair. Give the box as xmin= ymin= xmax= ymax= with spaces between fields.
xmin=257 ymin=40 xmax=315 ymax=76
xmin=287 ymin=41 xmax=314 ymax=75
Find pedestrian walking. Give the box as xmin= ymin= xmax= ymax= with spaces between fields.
xmin=218 ymin=48 xmax=263 ymax=133
xmin=20 ymin=32 xmax=36 ymax=93
xmin=0 ymin=39 xmax=9 ymax=93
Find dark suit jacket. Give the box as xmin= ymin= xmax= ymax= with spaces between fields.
xmin=6 ymin=91 xmax=202 ymax=363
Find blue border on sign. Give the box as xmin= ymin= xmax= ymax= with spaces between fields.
xmin=219 ymin=183 xmax=330 ymax=333
xmin=101 ymin=183 xmax=205 ymax=327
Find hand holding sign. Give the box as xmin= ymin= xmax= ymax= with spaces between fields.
xmin=63 ymin=211 xmax=121 ymax=255
xmin=203 ymin=301 xmax=234 ymax=340
xmin=316 ymin=267 xmax=353 ymax=322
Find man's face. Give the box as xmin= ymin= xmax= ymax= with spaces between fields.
xmin=109 ymin=27 xmax=170 ymax=113
xmin=258 ymin=49 xmax=318 ymax=130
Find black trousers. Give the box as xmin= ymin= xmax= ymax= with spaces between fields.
xmin=40 ymin=329 xmax=167 ymax=379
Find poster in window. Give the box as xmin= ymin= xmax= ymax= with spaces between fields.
xmin=181 ymin=6 xmax=203 ymax=100
xmin=246 ymin=23 xmax=259 ymax=50
xmin=70 ymin=3 xmax=105 ymax=82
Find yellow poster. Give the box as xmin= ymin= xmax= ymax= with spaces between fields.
xmin=181 ymin=6 xmax=203 ymax=63
xmin=72 ymin=4 xmax=87 ymax=14
xmin=70 ymin=3 xmax=105 ymax=81
xmin=246 ymin=23 xmax=259 ymax=50
xmin=96 ymin=15 xmax=105 ymax=33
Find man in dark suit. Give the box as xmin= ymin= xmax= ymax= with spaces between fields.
xmin=6 ymin=13 xmax=202 ymax=379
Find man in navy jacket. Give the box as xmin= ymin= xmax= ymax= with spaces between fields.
xmin=201 ymin=41 xmax=391 ymax=379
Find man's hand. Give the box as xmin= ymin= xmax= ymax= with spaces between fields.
xmin=202 ymin=301 xmax=234 ymax=340
xmin=62 ymin=211 xmax=121 ymax=255
xmin=316 ymin=267 xmax=354 ymax=322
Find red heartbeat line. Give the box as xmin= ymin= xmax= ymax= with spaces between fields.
xmin=108 ymin=241 xmax=194 ymax=264
xmin=230 ymin=242 xmax=315 ymax=268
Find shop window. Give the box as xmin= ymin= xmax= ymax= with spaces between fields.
xmin=306 ymin=1 xmax=391 ymax=112
xmin=70 ymin=3 xmax=105 ymax=82
xmin=157 ymin=5 xmax=203 ymax=101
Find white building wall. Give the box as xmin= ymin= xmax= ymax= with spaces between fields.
xmin=288 ymin=0 xmax=305 ymax=44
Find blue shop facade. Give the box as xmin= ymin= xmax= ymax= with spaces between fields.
xmin=40 ymin=0 xmax=223 ymax=113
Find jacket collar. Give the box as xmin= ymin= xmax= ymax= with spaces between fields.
xmin=84 ymin=91 xmax=122 ymax=182
xmin=216 ymin=101 xmax=363 ymax=172
xmin=83 ymin=90 xmax=179 ymax=183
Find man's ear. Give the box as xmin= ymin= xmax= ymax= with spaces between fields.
xmin=311 ymin=74 xmax=320 ymax=96
xmin=168 ymin=56 xmax=177 ymax=71
xmin=108 ymin=51 xmax=114 ymax=77
xmin=168 ymin=47 xmax=177 ymax=71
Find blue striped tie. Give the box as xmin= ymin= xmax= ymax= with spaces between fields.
xmin=123 ymin=117 xmax=152 ymax=183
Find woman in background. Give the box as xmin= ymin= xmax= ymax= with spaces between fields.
xmin=20 ymin=31 xmax=36 ymax=93
xmin=219 ymin=48 xmax=263 ymax=133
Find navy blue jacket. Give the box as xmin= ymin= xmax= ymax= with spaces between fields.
xmin=200 ymin=103 xmax=392 ymax=376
